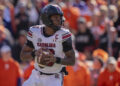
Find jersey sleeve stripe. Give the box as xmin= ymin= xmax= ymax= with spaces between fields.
xmin=27 ymin=31 xmax=32 ymax=38
xmin=62 ymin=34 xmax=71 ymax=39
xmin=62 ymin=32 xmax=69 ymax=36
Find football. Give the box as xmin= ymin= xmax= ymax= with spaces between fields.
xmin=37 ymin=48 xmax=54 ymax=68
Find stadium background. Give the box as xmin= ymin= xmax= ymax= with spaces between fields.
xmin=0 ymin=0 xmax=120 ymax=86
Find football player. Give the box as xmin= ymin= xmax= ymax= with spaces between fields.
xmin=20 ymin=4 xmax=75 ymax=86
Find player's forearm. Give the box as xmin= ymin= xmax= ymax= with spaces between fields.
xmin=57 ymin=50 xmax=75 ymax=66
xmin=20 ymin=45 xmax=34 ymax=62
xmin=20 ymin=51 xmax=33 ymax=62
xmin=61 ymin=57 xmax=75 ymax=65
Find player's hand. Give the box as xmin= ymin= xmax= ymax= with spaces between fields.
xmin=36 ymin=48 xmax=55 ymax=67
xmin=43 ymin=50 xmax=56 ymax=65
xmin=35 ymin=48 xmax=43 ymax=57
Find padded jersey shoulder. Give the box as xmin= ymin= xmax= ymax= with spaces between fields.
xmin=27 ymin=25 xmax=44 ymax=38
xmin=29 ymin=25 xmax=44 ymax=33
xmin=27 ymin=25 xmax=44 ymax=41
xmin=58 ymin=28 xmax=71 ymax=34
xmin=57 ymin=28 xmax=72 ymax=42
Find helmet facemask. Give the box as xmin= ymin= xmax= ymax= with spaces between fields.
xmin=48 ymin=14 xmax=64 ymax=31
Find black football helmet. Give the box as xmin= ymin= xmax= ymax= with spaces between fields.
xmin=41 ymin=4 xmax=64 ymax=31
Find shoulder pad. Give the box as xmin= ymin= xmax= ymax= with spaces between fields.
xmin=60 ymin=28 xmax=70 ymax=33
xmin=60 ymin=28 xmax=72 ymax=40
xmin=30 ymin=25 xmax=41 ymax=29
xmin=30 ymin=25 xmax=45 ymax=29
xmin=29 ymin=25 xmax=44 ymax=33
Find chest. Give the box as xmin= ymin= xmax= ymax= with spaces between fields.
xmin=33 ymin=33 xmax=63 ymax=56
xmin=0 ymin=63 xmax=17 ymax=79
xmin=104 ymin=72 xmax=119 ymax=83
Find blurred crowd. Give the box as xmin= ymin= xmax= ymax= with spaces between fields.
xmin=0 ymin=0 xmax=120 ymax=86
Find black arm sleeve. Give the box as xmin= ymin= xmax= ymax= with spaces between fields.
xmin=62 ymin=37 xmax=73 ymax=52
xmin=25 ymin=40 xmax=34 ymax=48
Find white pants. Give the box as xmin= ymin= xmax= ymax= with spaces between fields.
xmin=22 ymin=69 xmax=63 ymax=86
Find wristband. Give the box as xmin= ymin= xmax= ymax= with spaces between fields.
xmin=56 ymin=57 xmax=61 ymax=64
xmin=31 ymin=50 xmax=36 ymax=59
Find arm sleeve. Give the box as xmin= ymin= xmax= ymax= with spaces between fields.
xmin=62 ymin=31 xmax=73 ymax=52
xmin=62 ymin=37 xmax=73 ymax=52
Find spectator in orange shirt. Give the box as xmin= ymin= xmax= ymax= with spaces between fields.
xmin=0 ymin=45 xmax=22 ymax=86
xmin=62 ymin=0 xmax=80 ymax=32
xmin=98 ymin=57 xmax=120 ymax=86
xmin=23 ymin=61 xmax=34 ymax=81
xmin=93 ymin=49 xmax=108 ymax=63
xmin=90 ymin=57 xmax=104 ymax=86
xmin=64 ymin=54 xmax=91 ymax=86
